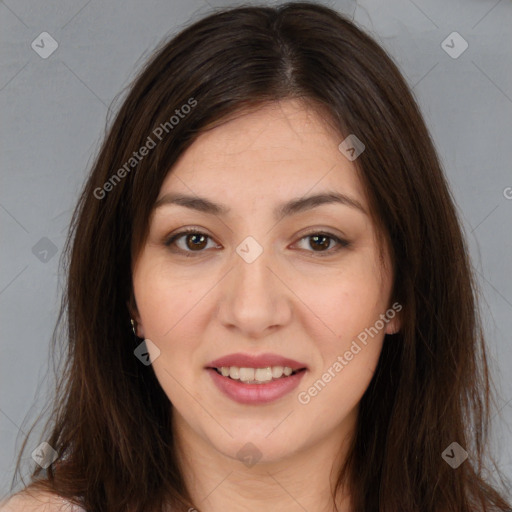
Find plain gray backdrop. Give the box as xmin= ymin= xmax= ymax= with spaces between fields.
xmin=1 ymin=0 xmax=511 ymax=501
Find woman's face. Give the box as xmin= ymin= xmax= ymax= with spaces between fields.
xmin=131 ymin=99 xmax=400 ymax=464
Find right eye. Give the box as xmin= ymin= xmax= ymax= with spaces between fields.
xmin=164 ymin=228 xmax=220 ymax=256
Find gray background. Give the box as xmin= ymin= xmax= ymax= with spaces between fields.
xmin=1 ymin=0 xmax=511 ymax=501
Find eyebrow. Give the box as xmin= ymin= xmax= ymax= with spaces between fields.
xmin=154 ymin=191 xmax=367 ymax=219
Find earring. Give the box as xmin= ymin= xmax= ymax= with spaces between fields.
xmin=130 ymin=318 xmax=138 ymax=337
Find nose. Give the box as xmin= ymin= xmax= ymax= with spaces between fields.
xmin=216 ymin=244 xmax=292 ymax=339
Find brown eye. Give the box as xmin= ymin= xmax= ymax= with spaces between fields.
xmin=309 ymin=234 xmax=331 ymax=251
xmin=165 ymin=229 xmax=216 ymax=255
xmin=164 ymin=229 xmax=349 ymax=258
xmin=295 ymin=232 xmax=350 ymax=256
xmin=183 ymin=233 xmax=208 ymax=250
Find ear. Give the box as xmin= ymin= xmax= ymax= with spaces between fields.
xmin=126 ymin=294 xmax=145 ymax=339
xmin=384 ymin=304 xmax=402 ymax=335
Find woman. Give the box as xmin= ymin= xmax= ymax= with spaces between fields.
xmin=2 ymin=2 xmax=511 ymax=511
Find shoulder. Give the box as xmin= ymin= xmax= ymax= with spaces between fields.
xmin=0 ymin=490 xmax=83 ymax=512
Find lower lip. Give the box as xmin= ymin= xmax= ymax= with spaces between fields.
xmin=206 ymin=368 xmax=307 ymax=405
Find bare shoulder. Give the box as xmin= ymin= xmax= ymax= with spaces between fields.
xmin=0 ymin=490 xmax=82 ymax=512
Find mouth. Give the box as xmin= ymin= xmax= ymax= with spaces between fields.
xmin=205 ymin=353 xmax=308 ymax=404
xmin=205 ymin=366 xmax=307 ymax=406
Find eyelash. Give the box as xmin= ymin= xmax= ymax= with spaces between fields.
xmin=164 ymin=227 xmax=350 ymax=258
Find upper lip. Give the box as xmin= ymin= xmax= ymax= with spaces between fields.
xmin=206 ymin=353 xmax=308 ymax=371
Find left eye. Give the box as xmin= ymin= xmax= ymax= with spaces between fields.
xmin=164 ymin=229 xmax=349 ymax=256
xmin=295 ymin=232 xmax=349 ymax=255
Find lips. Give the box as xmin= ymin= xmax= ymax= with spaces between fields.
xmin=206 ymin=352 xmax=308 ymax=371
xmin=207 ymin=367 xmax=306 ymax=404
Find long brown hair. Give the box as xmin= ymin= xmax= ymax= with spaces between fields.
xmin=8 ymin=2 xmax=511 ymax=511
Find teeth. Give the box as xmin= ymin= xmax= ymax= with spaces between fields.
xmin=255 ymin=367 xmax=273 ymax=382
xmin=272 ymin=366 xmax=284 ymax=378
xmin=216 ymin=366 xmax=298 ymax=383
xmin=229 ymin=366 xmax=239 ymax=380
xmin=239 ymin=367 xmax=254 ymax=382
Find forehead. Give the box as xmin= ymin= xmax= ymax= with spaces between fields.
xmin=158 ymin=99 xmax=367 ymax=211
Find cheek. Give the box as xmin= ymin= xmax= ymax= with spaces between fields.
xmin=292 ymin=253 xmax=388 ymax=391
xmin=133 ymin=272 xmax=204 ymax=406
xmin=297 ymin=306 xmax=385 ymax=416
xmin=300 ymin=339 xmax=383 ymax=423
xmin=132 ymin=263 xmax=209 ymax=393
xmin=134 ymin=258 xmax=202 ymax=337
xmin=293 ymin=257 xmax=387 ymax=341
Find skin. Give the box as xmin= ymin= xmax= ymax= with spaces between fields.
xmin=130 ymin=99 xmax=401 ymax=512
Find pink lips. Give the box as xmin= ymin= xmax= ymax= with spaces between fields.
xmin=205 ymin=352 xmax=308 ymax=405
xmin=206 ymin=352 xmax=308 ymax=371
